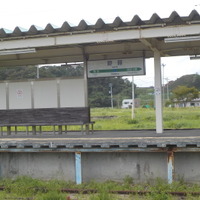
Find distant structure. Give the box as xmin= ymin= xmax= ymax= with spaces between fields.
xmin=174 ymin=98 xmax=200 ymax=107
xmin=121 ymin=99 xmax=140 ymax=108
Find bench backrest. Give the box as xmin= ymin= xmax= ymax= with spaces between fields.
xmin=0 ymin=107 xmax=91 ymax=126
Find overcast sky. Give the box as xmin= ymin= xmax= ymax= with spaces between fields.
xmin=1 ymin=0 xmax=200 ymax=86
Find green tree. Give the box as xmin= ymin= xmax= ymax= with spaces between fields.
xmin=172 ymin=85 xmax=199 ymax=107
xmin=88 ymin=77 xmax=133 ymax=107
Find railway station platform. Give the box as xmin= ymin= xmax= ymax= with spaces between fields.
xmin=0 ymin=129 xmax=199 ymax=184
xmin=0 ymin=129 xmax=200 ymax=150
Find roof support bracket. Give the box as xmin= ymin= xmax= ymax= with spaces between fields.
xmin=139 ymin=38 xmax=166 ymax=56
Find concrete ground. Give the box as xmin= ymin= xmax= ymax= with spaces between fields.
xmin=1 ymin=129 xmax=200 ymax=138
xmin=0 ymin=129 xmax=200 ymax=149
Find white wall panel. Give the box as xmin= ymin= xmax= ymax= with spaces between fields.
xmin=34 ymin=80 xmax=57 ymax=108
xmin=60 ymin=79 xmax=85 ymax=107
xmin=0 ymin=83 xmax=7 ymax=109
xmin=0 ymin=78 xmax=86 ymax=109
xmin=9 ymin=82 xmax=32 ymax=109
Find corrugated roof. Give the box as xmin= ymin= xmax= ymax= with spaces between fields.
xmin=1 ymin=10 xmax=200 ymax=38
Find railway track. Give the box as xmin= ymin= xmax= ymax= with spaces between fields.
xmin=2 ymin=187 xmax=200 ymax=199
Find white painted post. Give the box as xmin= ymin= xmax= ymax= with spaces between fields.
xmin=36 ymin=65 xmax=40 ymax=79
xmin=154 ymin=51 xmax=163 ymax=133
xmin=109 ymin=83 xmax=113 ymax=109
xmin=132 ymin=76 xmax=135 ymax=119
xmin=167 ymin=151 xmax=174 ymax=184
xmin=83 ymin=57 xmax=89 ymax=107
xmin=75 ymin=152 xmax=82 ymax=184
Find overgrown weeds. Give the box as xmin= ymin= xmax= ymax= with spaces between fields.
xmin=91 ymin=107 xmax=200 ymax=130
xmin=0 ymin=176 xmax=200 ymax=199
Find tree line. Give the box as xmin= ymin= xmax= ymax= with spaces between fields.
xmin=1 ymin=65 xmax=199 ymax=108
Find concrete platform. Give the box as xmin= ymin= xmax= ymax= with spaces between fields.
xmin=0 ymin=129 xmax=200 ymax=183
xmin=0 ymin=129 xmax=200 ymax=151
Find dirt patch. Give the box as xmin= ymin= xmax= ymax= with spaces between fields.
xmin=92 ymin=116 xmax=117 ymax=119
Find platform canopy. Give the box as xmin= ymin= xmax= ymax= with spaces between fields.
xmin=0 ymin=10 xmax=200 ymax=66
xmin=1 ymin=10 xmax=200 ymax=133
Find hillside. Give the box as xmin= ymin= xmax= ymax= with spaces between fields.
xmin=167 ymin=74 xmax=200 ymax=90
xmin=135 ymin=74 xmax=200 ymax=106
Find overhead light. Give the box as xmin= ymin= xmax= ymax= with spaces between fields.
xmin=39 ymin=63 xmax=66 ymax=67
xmin=0 ymin=48 xmax=36 ymax=55
xmin=190 ymin=55 xmax=200 ymax=60
xmin=67 ymin=62 xmax=84 ymax=65
xmin=165 ymin=36 xmax=200 ymax=43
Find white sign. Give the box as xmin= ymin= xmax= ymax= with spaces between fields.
xmin=16 ymin=89 xmax=23 ymax=99
xmin=88 ymin=58 xmax=145 ymax=78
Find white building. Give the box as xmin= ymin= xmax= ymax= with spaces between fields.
xmin=174 ymin=98 xmax=200 ymax=107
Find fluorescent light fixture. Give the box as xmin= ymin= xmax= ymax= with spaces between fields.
xmin=190 ymin=55 xmax=200 ymax=60
xmin=67 ymin=62 xmax=84 ymax=65
xmin=39 ymin=63 xmax=66 ymax=67
xmin=165 ymin=36 xmax=200 ymax=43
xmin=0 ymin=48 xmax=36 ymax=55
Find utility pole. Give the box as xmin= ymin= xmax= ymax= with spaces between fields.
xmin=165 ymin=77 xmax=170 ymax=100
xmin=132 ymin=76 xmax=135 ymax=119
xmin=162 ymin=63 xmax=166 ymax=106
xmin=36 ymin=65 xmax=40 ymax=79
xmin=109 ymin=83 xmax=113 ymax=109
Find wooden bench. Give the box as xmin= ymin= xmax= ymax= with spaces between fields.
xmin=0 ymin=107 xmax=94 ymax=135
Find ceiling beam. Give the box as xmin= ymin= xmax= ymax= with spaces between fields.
xmin=139 ymin=38 xmax=168 ymax=57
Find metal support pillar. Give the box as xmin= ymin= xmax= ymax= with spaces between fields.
xmin=154 ymin=51 xmax=163 ymax=133
xmin=75 ymin=152 xmax=82 ymax=184
xmin=167 ymin=151 xmax=174 ymax=184
xmin=83 ymin=55 xmax=89 ymax=107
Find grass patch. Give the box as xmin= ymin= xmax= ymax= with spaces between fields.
xmin=0 ymin=176 xmax=67 ymax=199
xmin=0 ymin=177 xmax=200 ymax=199
xmin=91 ymin=107 xmax=200 ymax=130
xmin=4 ymin=107 xmax=200 ymax=132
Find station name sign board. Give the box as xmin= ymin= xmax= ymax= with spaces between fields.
xmin=87 ymin=58 xmax=145 ymax=78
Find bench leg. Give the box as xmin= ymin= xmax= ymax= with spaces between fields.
xmin=39 ymin=126 xmax=42 ymax=135
xmin=26 ymin=126 xmax=29 ymax=135
xmin=32 ymin=126 xmax=36 ymax=135
xmin=85 ymin=124 xmax=89 ymax=135
xmin=58 ymin=125 xmax=62 ymax=134
xmin=65 ymin=125 xmax=67 ymax=134
xmin=0 ymin=127 xmax=3 ymax=136
xmin=91 ymin=123 xmax=94 ymax=134
xmin=14 ymin=126 xmax=17 ymax=135
xmin=7 ymin=126 xmax=11 ymax=135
